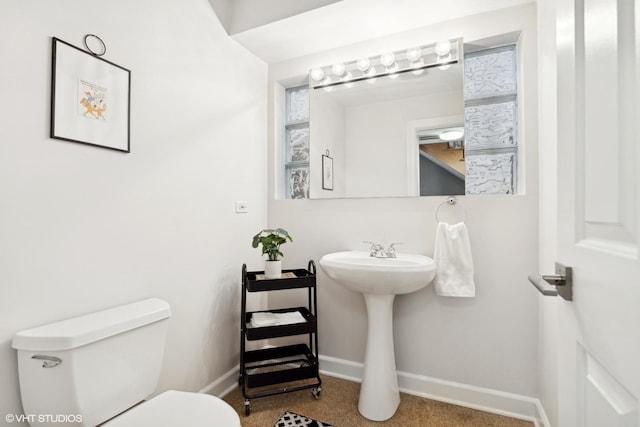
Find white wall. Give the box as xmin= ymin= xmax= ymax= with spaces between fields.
xmin=0 ymin=0 xmax=266 ymax=423
xmin=268 ymin=3 xmax=540 ymax=399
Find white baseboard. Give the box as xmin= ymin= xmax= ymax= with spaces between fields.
xmin=200 ymin=355 xmax=551 ymax=427
xmin=198 ymin=364 xmax=240 ymax=398
xmin=319 ymin=354 xmax=551 ymax=427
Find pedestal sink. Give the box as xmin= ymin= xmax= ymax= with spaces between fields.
xmin=319 ymin=251 xmax=436 ymax=421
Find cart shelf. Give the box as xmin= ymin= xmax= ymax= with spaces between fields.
xmin=245 ymin=268 xmax=316 ymax=292
xmin=245 ymin=307 xmax=316 ymax=340
xmin=242 ymin=344 xmax=319 ymax=389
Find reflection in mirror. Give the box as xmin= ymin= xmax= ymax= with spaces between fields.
xmin=308 ymin=39 xmax=464 ymax=199
xmin=418 ymin=125 xmax=465 ymax=197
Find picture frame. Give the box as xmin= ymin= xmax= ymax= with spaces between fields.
xmin=322 ymin=150 xmax=334 ymax=190
xmin=50 ymin=37 xmax=131 ymax=153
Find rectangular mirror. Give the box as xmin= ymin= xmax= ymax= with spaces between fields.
xmin=309 ymin=39 xmax=464 ymax=199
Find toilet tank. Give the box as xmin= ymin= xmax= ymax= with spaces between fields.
xmin=12 ymin=298 xmax=171 ymax=427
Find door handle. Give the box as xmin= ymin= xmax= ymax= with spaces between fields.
xmin=528 ymin=262 xmax=573 ymax=301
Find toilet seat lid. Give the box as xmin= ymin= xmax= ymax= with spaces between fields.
xmin=102 ymin=390 xmax=240 ymax=427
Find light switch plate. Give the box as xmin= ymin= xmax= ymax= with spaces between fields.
xmin=235 ymin=201 xmax=248 ymax=213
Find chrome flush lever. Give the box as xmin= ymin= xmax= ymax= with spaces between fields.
xmin=32 ymin=355 xmax=62 ymax=368
xmin=528 ymin=262 xmax=573 ymax=301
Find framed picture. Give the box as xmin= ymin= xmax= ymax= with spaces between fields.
xmin=50 ymin=37 xmax=131 ymax=152
xmin=322 ymin=150 xmax=333 ymax=190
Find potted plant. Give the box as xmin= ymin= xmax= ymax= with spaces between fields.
xmin=252 ymin=228 xmax=293 ymax=278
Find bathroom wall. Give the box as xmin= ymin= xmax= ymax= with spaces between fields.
xmin=267 ymin=3 xmax=540 ymax=399
xmin=0 ymin=0 xmax=266 ymax=422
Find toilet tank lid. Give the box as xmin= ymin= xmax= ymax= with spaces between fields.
xmin=12 ymin=298 xmax=171 ymax=351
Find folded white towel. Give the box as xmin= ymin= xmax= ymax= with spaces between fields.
xmin=433 ymin=222 xmax=475 ymax=297
xmin=250 ymin=311 xmax=306 ymax=327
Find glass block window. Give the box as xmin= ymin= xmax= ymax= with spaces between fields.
xmin=287 ymin=166 xmax=310 ymax=199
xmin=285 ymin=85 xmax=310 ymax=199
xmin=286 ymin=86 xmax=310 ymax=123
xmin=465 ymin=152 xmax=515 ymax=195
xmin=464 ymin=47 xmax=517 ymax=100
xmin=286 ymin=127 xmax=310 ymax=162
xmin=464 ymin=44 xmax=518 ymax=195
xmin=465 ymin=100 xmax=517 ymax=148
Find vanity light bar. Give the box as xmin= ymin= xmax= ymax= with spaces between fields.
xmin=311 ymin=58 xmax=459 ymax=90
xmin=309 ymin=39 xmax=460 ymax=90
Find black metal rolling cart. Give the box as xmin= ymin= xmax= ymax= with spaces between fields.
xmin=239 ymin=260 xmax=322 ymax=415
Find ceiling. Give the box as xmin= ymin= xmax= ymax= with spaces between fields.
xmin=212 ymin=0 xmax=535 ymax=63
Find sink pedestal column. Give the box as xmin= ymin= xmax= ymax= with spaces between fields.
xmin=359 ymin=293 xmax=400 ymax=421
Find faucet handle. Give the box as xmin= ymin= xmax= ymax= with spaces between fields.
xmin=363 ymin=241 xmax=383 ymax=257
xmin=386 ymin=242 xmax=403 ymax=254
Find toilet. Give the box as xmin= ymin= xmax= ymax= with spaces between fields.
xmin=12 ymin=298 xmax=240 ymax=427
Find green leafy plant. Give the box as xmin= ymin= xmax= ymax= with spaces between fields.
xmin=251 ymin=228 xmax=293 ymax=261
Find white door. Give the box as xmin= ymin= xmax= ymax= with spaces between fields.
xmin=555 ymin=0 xmax=640 ymax=425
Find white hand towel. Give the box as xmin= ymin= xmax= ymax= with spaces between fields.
xmin=433 ymin=222 xmax=475 ymax=297
xmin=250 ymin=311 xmax=306 ymax=327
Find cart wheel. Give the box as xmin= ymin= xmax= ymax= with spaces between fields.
xmin=312 ymin=387 xmax=322 ymax=399
xmin=244 ymin=400 xmax=251 ymax=416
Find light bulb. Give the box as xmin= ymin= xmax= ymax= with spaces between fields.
xmin=332 ymin=62 xmax=346 ymax=76
xmin=410 ymin=57 xmax=425 ymax=75
xmin=356 ymin=58 xmax=371 ymax=72
xmin=435 ymin=40 xmax=452 ymax=57
xmin=319 ymin=76 xmax=331 ymax=86
xmin=388 ymin=62 xmax=399 ymax=79
xmin=437 ymin=52 xmax=452 ymax=71
xmin=411 ymin=57 xmax=424 ymax=68
xmin=310 ymin=68 xmax=325 ymax=82
xmin=365 ymin=66 xmax=377 ymax=83
xmin=342 ymin=71 xmax=353 ymax=82
xmin=406 ymin=46 xmax=422 ymax=62
xmin=365 ymin=66 xmax=376 ymax=77
xmin=380 ymin=52 xmax=395 ymax=67
xmin=438 ymin=53 xmax=452 ymax=63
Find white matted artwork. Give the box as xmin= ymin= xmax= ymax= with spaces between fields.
xmin=50 ymin=37 xmax=130 ymax=152
xmin=322 ymin=150 xmax=333 ymax=190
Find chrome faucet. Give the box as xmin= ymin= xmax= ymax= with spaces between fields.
xmin=364 ymin=241 xmax=402 ymax=258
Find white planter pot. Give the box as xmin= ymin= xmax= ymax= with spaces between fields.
xmin=264 ymin=260 xmax=282 ymax=278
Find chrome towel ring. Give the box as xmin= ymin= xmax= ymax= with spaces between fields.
xmin=435 ymin=196 xmax=468 ymax=223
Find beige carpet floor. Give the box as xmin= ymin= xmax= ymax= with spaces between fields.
xmin=223 ymin=375 xmax=534 ymax=427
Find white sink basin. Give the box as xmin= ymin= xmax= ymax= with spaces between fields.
xmin=319 ymin=250 xmax=436 ymax=421
xmin=319 ymin=251 xmax=436 ymax=295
